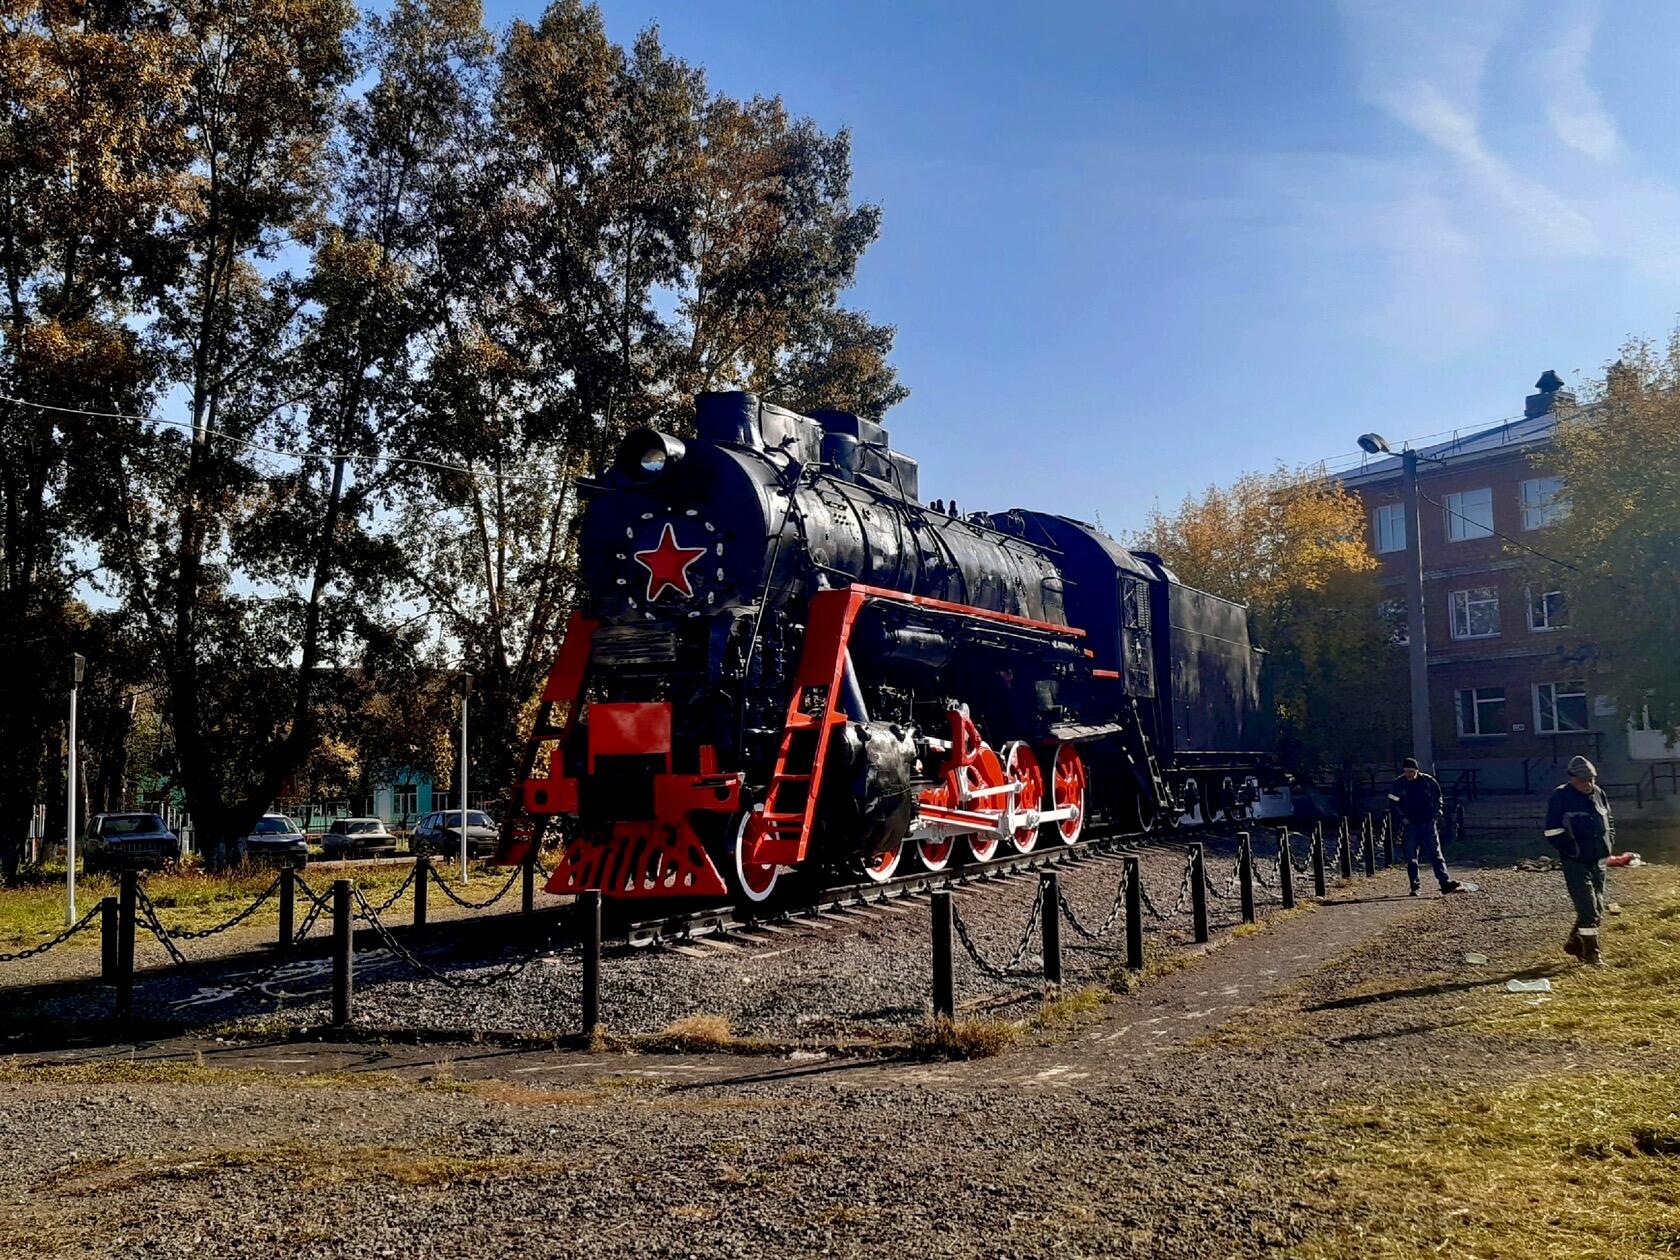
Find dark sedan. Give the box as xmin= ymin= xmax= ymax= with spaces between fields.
xmin=83 ymin=813 xmax=183 ymax=872
xmin=236 ymin=814 xmax=310 ymax=867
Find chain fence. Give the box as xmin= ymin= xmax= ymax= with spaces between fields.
xmin=149 ymin=873 xmax=286 ymax=940
xmin=0 ymin=904 xmax=102 ymax=964
xmin=350 ymin=886 xmax=544 ymax=990
xmin=426 ymin=863 xmax=522 ymax=911
xmin=950 ymin=882 xmax=1044 ymax=980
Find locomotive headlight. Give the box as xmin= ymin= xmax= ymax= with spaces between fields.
xmin=616 ymin=428 xmax=686 ymax=482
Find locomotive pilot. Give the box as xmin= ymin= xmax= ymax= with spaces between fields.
xmin=1543 ymin=756 xmax=1615 ymax=966
xmin=1386 ymin=757 xmax=1465 ymax=897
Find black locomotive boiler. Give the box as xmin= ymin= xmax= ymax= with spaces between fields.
xmin=516 ymin=391 xmax=1277 ymax=903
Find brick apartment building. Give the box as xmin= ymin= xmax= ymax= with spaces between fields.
xmin=1337 ymin=371 xmax=1676 ymax=795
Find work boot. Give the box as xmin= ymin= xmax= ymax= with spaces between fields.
xmin=1440 ymin=880 xmax=1464 ymax=895
xmin=1580 ymin=928 xmax=1604 ymax=967
xmin=1564 ymin=928 xmax=1583 ymax=958
xmin=1409 ymin=885 xmax=1420 ymax=897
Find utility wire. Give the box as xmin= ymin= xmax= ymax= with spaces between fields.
xmin=0 ymin=394 xmax=564 ymax=485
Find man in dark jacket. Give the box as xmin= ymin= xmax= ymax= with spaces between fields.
xmin=1544 ymin=755 xmax=1614 ymax=966
xmin=1387 ymin=757 xmax=1465 ymax=897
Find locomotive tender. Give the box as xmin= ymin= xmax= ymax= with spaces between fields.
xmin=517 ymin=391 xmax=1276 ymax=903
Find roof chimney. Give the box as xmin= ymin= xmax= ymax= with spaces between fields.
xmin=1525 ymin=369 xmax=1571 ymax=419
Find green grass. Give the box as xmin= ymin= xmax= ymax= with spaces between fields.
xmin=1293 ymin=864 xmax=1680 ymax=1260
xmin=1296 ymin=1071 xmax=1680 ymax=1260
xmin=1467 ymin=865 xmax=1680 ymax=1051
xmin=0 ymin=859 xmax=494 ymax=951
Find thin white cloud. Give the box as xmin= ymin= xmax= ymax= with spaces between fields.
xmin=1339 ymin=1 xmax=1597 ymax=254
xmin=1539 ymin=3 xmax=1620 ymax=161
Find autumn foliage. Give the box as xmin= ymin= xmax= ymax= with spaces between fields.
xmin=1137 ymin=470 xmax=1407 ymax=775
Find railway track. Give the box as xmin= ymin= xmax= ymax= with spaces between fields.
xmin=613 ymin=819 xmax=1263 ymax=950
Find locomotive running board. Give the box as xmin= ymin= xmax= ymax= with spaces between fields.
xmin=745 ymin=584 xmax=1085 ymax=868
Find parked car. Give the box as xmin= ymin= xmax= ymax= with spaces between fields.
xmin=235 ymin=814 xmax=310 ymax=867
xmin=411 ymin=809 xmax=498 ymax=858
xmin=83 ymin=813 xmax=182 ymax=872
xmin=321 ymin=816 xmax=398 ymax=858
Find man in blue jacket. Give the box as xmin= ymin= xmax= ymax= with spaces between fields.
xmin=1387 ymin=757 xmax=1465 ymax=896
xmin=1543 ymin=756 xmax=1614 ymax=966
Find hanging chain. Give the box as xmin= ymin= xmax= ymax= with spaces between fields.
xmin=350 ymin=886 xmax=540 ymax=990
xmin=950 ymin=883 xmax=1044 ymax=980
xmin=150 ymin=874 xmax=284 ymax=940
xmin=366 ymin=863 xmax=418 ymax=914
xmin=426 ymin=863 xmax=521 ymax=910
xmin=0 ymin=905 xmax=102 ymax=964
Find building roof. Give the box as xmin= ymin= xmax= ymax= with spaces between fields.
xmin=1335 ymin=408 xmax=1564 ymax=489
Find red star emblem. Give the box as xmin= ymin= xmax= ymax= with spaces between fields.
xmin=633 ymin=522 xmax=708 ymax=601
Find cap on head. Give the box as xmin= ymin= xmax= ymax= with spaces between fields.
xmin=1402 ymin=757 xmax=1420 ymax=771
xmin=1568 ymin=755 xmax=1598 ymax=782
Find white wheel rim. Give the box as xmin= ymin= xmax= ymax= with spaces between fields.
xmin=732 ymin=813 xmax=778 ymax=904
xmin=862 ymin=843 xmax=902 ymax=883
xmin=1055 ymin=745 xmax=1085 ymax=844
xmin=917 ymin=836 xmax=952 ymax=872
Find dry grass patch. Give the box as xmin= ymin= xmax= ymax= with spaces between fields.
xmin=648 ymin=1012 xmax=735 ymax=1051
xmin=1295 ymin=1070 xmax=1680 ymax=1260
xmin=1035 ymin=983 xmax=1111 ymax=1027
xmin=909 ymin=1014 xmax=1021 ymax=1059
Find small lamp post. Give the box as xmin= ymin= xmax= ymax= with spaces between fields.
xmin=66 ymin=653 xmax=85 ymax=925
xmin=1358 ymin=432 xmax=1432 ymax=773
xmin=459 ymin=673 xmax=471 ymax=883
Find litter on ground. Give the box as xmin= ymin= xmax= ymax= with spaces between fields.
xmin=1506 ymin=978 xmax=1552 ymax=993
xmin=1463 ymin=952 xmax=1488 ymax=965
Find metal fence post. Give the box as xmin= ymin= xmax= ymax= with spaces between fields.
xmin=277 ymin=869 xmax=295 ymax=951
xmin=1279 ymin=830 xmax=1296 ymax=910
xmin=412 ymin=854 xmax=429 ymax=935
xmin=331 ymin=878 xmax=352 ymax=1027
xmin=1189 ymin=844 xmax=1209 ymax=945
xmin=1124 ymin=856 xmax=1145 ymax=969
xmin=932 ymin=890 xmax=954 ymax=1020
xmin=580 ymin=889 xmax=603 ymax=1035
xmin=100 ymin=896 xmax=118 ymax=982
xmin=1382 ymin=814 xmax=1395 ymax=866
xmin=1338 ymin=819 xmax=1354 ymax=880
xmin=1040 ymin=872 xmax=1062 ymax=986
xmin=1363 ymin=817 xmax=1377 ymax=878
xmin=116 ymin=872 xmax=136 ymax=1020
xmin=521 ymin=845 xmax=536 ymax=915
xmin=1238 ymin=833 xmax=1256 ymax=923
xmin=1311 ymin=824 xmax=1327 ymax=898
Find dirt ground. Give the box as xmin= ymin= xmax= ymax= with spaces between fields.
xmin=2 ymin=846 xmax=1675 ymax=1259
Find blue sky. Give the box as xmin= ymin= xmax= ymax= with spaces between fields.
xmin=487 ymin=0 xmax=1680 ymax=534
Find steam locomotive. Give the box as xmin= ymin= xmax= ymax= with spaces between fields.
xmin=515 ymin=392 xmax=1277 ymax=903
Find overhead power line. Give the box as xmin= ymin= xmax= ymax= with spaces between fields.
xmin=0 ymin=394 xmax=564 ymax=485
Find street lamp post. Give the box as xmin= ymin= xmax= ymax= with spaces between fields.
xmin=459 ymin=673 xmax=471 ymax=883
xmin=1359 ymin=434 xmax=1434 ymax=773
xmin=66 ymin=653 xmax=85 ymax=925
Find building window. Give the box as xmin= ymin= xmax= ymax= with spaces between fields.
xmin=1535 ymin=680 xmax=1589 ymax=734
xmin=1520 ymin=476 xmax=1569 ymax=530
xmin=1449 ymin=586 xmax=1501 ymax=639
xmin=392 ymin=784 xmax=418 ymax=821
xmin=1457 ymin=687 xmax=1507 ymax=737
xmin=1528 ymin=587 xmax=1568 ymax=631
xmin=1372 ymin=503 xmax=1406 ymax=554
xmin=1443 ymin=488 xmax=1494 ymax=541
